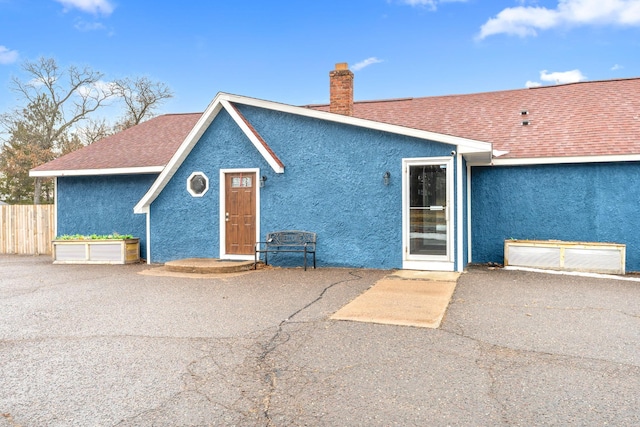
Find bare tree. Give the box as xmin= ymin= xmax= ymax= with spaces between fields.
xmin=0 ymin=57 xmax=175 ymax=204
xmin=112 ymin=76 xmax=173 ymax=131
xmin=76 ymin=117 xmax=112 ymax=145
xmin=6 ymin=57 xmax=115 ymax=203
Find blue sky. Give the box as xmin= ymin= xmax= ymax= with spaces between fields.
xmin=1 ymin=0 xmax=639 ymax=117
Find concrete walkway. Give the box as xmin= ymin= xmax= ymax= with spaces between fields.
xmin=331 ymin=270 xmax=460 ymax=328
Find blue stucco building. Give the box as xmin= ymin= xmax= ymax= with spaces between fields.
xmin=30 ymin=65 xmax=640 ymax=272
xmin=131 ymin=93 xmax=490 ymax=272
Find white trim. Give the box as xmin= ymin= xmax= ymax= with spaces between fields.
xmin=469 ymin=154 xmax=640 ymax=167
xmin=134 ymin=101 xmax=225 ymax=214
xmin=466 ymin=163 xmax=472 ymax=265
xmin=30 ymin=166 xmax=164 ymax=178
xmin=134 ymin=92 xmax=492 ymax=214
xmin=134 ymin=93 xmax=293 ymax=214
xmin=222 ymin=93 xmax=492 ymax=153
xmin=219 ymin=168 xmax=260 ymax=261
xmin=186 ymin=171 xmax=209 ymax=197
xmin=145 ymin=208 xmax=151 ymax=264
xmin=402 ymin=157 xmax=454 ymax=271
xmin=220 ymin=99 xmax=285 ymax=174
xmin=53 ymin=177 xmax=58 ymax=238
xmin=456 ymin=153 xmax=463 ymax=272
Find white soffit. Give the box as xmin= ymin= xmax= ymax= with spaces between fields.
xmin=30 ymin=166 xmax=164 ymax=178
xmin=480 ymin=154 xmax=640 ymax=166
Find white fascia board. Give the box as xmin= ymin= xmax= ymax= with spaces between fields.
xmin=30 ymin=166 xmax=164 ymax=178
xmin=134 ymin=91 xmax=493 ymax=214
xmin=134 ymin=98 xmax=225 ymax=214
xmin=220 ymin=99 xmax=285 ymax=173
xmin=220 ymin=93 xmax=493 ymax=155
xmin=472 ymin=154 xmax=640 ymax=167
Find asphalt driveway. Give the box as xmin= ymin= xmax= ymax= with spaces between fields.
xmin=1 ymin=256 xmax=639 ymax=426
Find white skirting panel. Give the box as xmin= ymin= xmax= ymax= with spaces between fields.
xmin=504 ymin=240 xmax=625 ymax=275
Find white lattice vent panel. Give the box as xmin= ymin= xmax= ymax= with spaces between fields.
xmin=504 ymin=240 xmax=625 ymax=275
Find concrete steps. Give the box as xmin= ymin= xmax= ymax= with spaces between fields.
xmin=164 ymin=258 xmax=255 ymax=274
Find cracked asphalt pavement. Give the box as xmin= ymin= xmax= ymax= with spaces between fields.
xmin=1 ymin=256 xmax=639 ymax=426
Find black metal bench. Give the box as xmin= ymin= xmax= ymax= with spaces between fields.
xmin=255 ymin=230 xmax=317 ymax=270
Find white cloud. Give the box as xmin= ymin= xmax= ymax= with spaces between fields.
xmin=525 ymin=69 xmax=587 ymax=87
xmin=0 ymin=45 xmax=18 ymax=64
xmin=74 ymin=19 xmax=106 ymax=31
xmin=352 ymin=57 xmax=384 ymax=71
xmin=55 ymin=0 xmax=115 ymax=16
xmin=396 ymin=0 xmax=467 ymax=10
xmin=540 ymin=69 xmax=586 ymax=84
xmin=478 ymin=0 xmax=640 ymax=39
xmin=611 ymin=63 xmax=623 ymax=70
xmin=398 ymin=0 xmax=436 ymax=8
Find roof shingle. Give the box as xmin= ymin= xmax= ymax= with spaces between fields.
xmin=32 ymin=77 xmax=640 ymax=175
xmin=308 ymin=77 xmax=640 ymax=159
xmin=31 ymin=113 xmax=202 ymax=173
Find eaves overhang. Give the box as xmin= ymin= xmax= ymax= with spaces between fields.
xmin=467 ymin=153 xmax=640 ymax=167
xmin=29 ymin=166 xmax=165 ymax=178
xmin=227 ymin=93 xmax=493 ymax=159
xmin=134 ymin=92 xmax=494 ymax=214
xmin=134 ymin=93 xmax=287 ymax=214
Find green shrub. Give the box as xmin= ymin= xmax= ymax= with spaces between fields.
xmin=55 ymin=233 xmax=135 ymax=240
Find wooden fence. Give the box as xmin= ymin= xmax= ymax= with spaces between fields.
xmin=0 ymin=205 xmax=55 ymax=255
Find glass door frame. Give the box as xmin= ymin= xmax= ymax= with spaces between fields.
xmin=402 ymin=157 xmax=455 ymax=271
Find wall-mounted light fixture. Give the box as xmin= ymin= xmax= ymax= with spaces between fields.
xmin=259 ymin=175 xmax=267 ymax=188
xmin=383 ymin=171 xmax=391 ymax=186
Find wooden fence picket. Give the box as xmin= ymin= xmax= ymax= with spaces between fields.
xmin=0 ymin=205 xmax=55 ymax=255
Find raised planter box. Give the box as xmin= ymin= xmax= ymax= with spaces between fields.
xmin=504 ymin=239 xmax=625 ymax=275
xmin=52 ymin=238 xmax=140 ymax=264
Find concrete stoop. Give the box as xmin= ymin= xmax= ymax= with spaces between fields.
xmin=164 ymin=258 xmax=255 ymax=274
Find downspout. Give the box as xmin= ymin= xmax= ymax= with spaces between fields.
xmin=456 ymin=153 xmax=464 ymax=272
xmin=467 ymin=162 xmax=472 ymax=265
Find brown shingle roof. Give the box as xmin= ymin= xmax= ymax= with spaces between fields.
xmin=31 ymin=113 xmax=202 ymax=173
xmin=32 ymin=77 xmax=640 ymax=175
xmin=309 ymin=77 xmax=640 ymax=159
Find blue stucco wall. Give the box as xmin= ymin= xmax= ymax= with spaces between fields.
xmin=149 ymin=105 xmax=458 ymax=268
xmin=57 ymin=174 xmax=156 ymax=258
xmin=149 ymin=110 xmax=266 ymax=262
xmin=471 ymin=162 xmax=640 ymax=271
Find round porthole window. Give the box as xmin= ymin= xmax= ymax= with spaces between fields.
xmin=187 ymin=172 xmax=209 ymax=197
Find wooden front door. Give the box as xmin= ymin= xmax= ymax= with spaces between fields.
xmin=225 ymin=172 xmax=256 ymax=255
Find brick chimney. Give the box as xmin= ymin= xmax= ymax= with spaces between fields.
xmin=329 ymin=63 xmax=353 ymax=116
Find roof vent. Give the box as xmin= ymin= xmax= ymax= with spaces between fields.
xmin=521 ymin=109 xmax=528 ymax=115
xmin=522 ymin=120 xmax=531 ymax=126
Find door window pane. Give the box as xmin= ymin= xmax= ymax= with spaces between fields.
xmin=231 ymin=176 xmax=252 ymax=188
xmin=409 ymin=165 xmax=447 ymax=256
